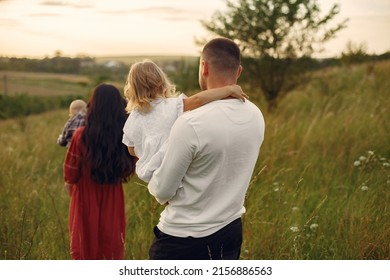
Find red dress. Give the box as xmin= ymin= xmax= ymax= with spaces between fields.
xmin=64 ymin=127 xmax=126 ymax=260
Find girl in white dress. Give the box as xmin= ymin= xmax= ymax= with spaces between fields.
xmin=122 ymin=59 xmax=247 ymax=182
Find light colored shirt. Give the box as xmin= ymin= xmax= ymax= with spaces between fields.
xmin=122 ymin=95 xmax=185 ymax=182
xmin=148 ymin=99 xmax=265 ymax=238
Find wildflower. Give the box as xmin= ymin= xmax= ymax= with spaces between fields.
xmin=292 ymin=206 xmax=299 ymax=211
xmin=290 ymin=226 xmax=299 ymax=233
xmin=359 ymin=156 xmax=366 ymax=162
xmin=368 ymin=151 xmax=374 ymax=156
xmin=380 ymin=157 xmax=387 ymax=161
xmin=273 ymin=187 xmax=280 ymax=192
xmin=383 ymin=162 xmax=390 ymax=168
xmin=361 ymin=185 xmax=369 ymax=191
xmin=310 ymin=223 xmax=319 ymax=231
xmin=353 ymin=160 xmax=361 ymax=167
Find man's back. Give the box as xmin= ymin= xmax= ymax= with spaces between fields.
xmin=148 ymin=99 xmax=265 ymax=238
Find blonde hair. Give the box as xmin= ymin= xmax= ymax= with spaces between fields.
xmin=69 ymin=99 xmax=87 ymax=117
xmin=124 ymin=59 xmax=177 ymax=113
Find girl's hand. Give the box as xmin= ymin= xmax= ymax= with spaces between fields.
xmin=228 ymin=84 xmax=249 ymax=102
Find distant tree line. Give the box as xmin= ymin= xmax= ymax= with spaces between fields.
xmin=0 ymin=56 xmax=92 ymax=74
xmin=0 ymin=55 xmax=201 ymax=94
xmin=1 ymin=49 xmax=389 ymax=99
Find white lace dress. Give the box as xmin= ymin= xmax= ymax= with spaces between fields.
xmin=122 ymin=94 xmax=185 ymax=182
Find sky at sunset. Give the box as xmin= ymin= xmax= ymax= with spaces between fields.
xmin=1 ymin=0 xmax=389 ymax=58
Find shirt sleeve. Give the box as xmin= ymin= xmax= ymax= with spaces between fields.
xmin=57 ymin=119 xmax=72 ymax=147
xmin=57 ymin=134 xmax=67 ymax=147
xmin=177 ymin=93 xmax=187 ymax=116
xmin=63 ymin=128 xmax=83 ymax=184
xmin=147 ymin=117 xmax=198 ymax=204
xmin=122 ymin=113 xmax=136 ymax=147
xmin=122 ymin=133 xmax=134 ymax=147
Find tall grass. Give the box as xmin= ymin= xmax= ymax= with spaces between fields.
xmin=0 ymin=61 xmax=389 ymax=259
xmin=242 ymin=61 xmax=390 ymax=259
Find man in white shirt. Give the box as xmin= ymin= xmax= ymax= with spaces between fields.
xmin=148 ymin=37 xmax=265 ymax=259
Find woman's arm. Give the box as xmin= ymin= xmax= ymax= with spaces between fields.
xmin=183 ymin=84 xmax=248 ymax=112
xmin=63 ymin=128 xmax=83 ymax=185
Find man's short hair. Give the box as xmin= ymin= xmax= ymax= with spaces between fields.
xmin=201 ymin=37 xmax=241 ymax=74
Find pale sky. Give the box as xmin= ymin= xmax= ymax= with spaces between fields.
xmin=0 ymin=0 xmax=389 ymax=58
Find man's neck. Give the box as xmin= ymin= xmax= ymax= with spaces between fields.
xmin=207 ymin=78 xmax=236 ymax=90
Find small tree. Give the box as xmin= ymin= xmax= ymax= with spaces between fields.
xmin=341 ymin=41 xmax=369 ymax=66
xmin=202 ymin=0 xmax=347 ymax=111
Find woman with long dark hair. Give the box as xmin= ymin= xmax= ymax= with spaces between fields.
xmin=63 ymin=83 xmax=135 ymax=259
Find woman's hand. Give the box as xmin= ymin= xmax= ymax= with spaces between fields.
xmin=64 ymin=182 xmax=73 ymax=196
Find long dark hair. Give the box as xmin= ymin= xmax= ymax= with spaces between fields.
xmin=82 ymin=83 xmax=135 ymax=184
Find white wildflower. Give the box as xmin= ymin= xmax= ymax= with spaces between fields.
xmin=272 ymin=182 xmax=280 ymax=192
xmin=292 ymin=206 xmax=299 ymax=211
xmin=368 ymin=151 xmax=374 ymax=155
xmin=353 ymin=160 xmax=361 ymax=167
xmin=361 ymin=185 xmax=369 ymax=191
xmin=310 ymin=223 xmax=319 ymax=231
xmin=380 ymin=157 xmax=387 ymax=161
xmin=359 ymin=156 xmax=366 ymax=162
xmin=290 ymin=226 xmax=299 ymax=233
xmin=383 ymin=162 xmax=390 ymax=167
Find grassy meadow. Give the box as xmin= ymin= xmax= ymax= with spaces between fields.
xmin=0 ymin=70 xmax=90 ymax=96
xmin=0 ymin=61 xmax=389 ymax=259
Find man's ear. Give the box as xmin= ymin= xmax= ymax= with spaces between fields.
xmin=202 ymin=60 xmax=209 ymax=76
xmin=236 ymin=65 xmax=243 ymax=79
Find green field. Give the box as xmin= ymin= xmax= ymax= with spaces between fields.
xmin=0 ymin=70 xmax=91 ymax=96
xmin=0 ymin=61 xmax=389 ymax=259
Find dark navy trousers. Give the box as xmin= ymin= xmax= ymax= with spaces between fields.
xmin=149 ymin=218 xmax=243 ymax=260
